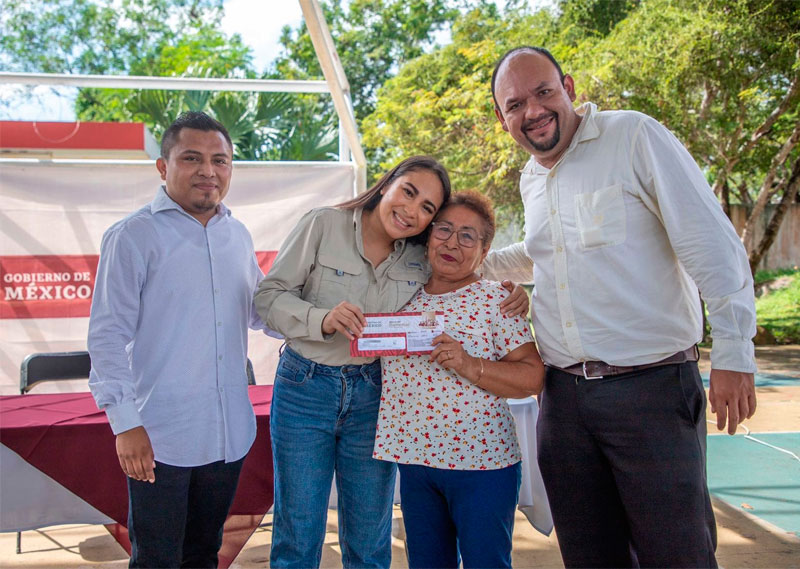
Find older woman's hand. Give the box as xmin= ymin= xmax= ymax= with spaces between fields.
xmin=498 ymin=280 xmax=530 ymax=317
xmin=430 ymin=333 xmax=479 ymax=380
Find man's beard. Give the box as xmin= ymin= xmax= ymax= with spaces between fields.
xmin=192 ymin=200 xmax=217 ymax=212
xmin=191 ymin=188 xmax=220 ymax=213
xmin=523 ymin=113 xmax=560 ymax=152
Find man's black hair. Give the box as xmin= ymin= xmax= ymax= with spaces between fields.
xmin=491 ymin=46 xmax=565 ymax=112
xmin=160 ymin=111 xmax=233 ymax=159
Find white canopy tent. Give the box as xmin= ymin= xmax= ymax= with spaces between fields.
xmin=0 ymin=0 xmax=366 ymax=394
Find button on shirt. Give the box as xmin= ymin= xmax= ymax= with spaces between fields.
xmin=485 ymin=103 xmax=756 ymax=372
xmin=255 ymin=207 xmax=430 ymax=366
xmin=88 ymin=186 xmax=271 ymax=467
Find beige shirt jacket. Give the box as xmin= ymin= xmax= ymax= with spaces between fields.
xmin=254 ymin=207 xmax=430 ymax=366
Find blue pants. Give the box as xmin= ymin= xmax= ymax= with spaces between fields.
xmin=398 ymin=462 xmax=521 ymax=569
xmin=127 ymin=457 xmax=244 ymax=568
xmin=537 ymin=362 xmax=717 ymax=568
xmin=269 ymin=347 xmax=396 ymax=569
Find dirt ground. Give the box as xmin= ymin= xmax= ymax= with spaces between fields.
xmin=3 ymin=500 xmax=799 ymax=569
xmin=698 ymin=345 xmax=800 ymax=378
xmin=1 ymin=347 xmax=798 ymax=568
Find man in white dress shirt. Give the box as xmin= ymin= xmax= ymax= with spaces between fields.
xmin=485 ymin=46 xmax=757 ymax=568
xmin=89 ymin=111 xmax=270 ymax=568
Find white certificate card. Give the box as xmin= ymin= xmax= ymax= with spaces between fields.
xmin=350 ymin=311 xmax=445 ymax=357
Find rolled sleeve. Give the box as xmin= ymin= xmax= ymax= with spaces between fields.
xmin=308 ymin=307 xmax=332 ymax=342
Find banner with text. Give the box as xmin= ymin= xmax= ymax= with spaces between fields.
xmin=0 ymin=160 xmax=354 ymax=394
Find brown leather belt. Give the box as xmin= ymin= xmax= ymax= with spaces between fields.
xmin=550 ymin=346 xmax=699 ymax=380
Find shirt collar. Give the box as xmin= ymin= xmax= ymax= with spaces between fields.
xmin=572 ymin=102 xmax=599 ymax=145
xmin=150 ymin=185 xmax=230 ymax=222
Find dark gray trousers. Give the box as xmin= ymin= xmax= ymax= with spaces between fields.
xmin=537 ymin=362 xmax=717 ymax=568
xmin=127 ymin=457 xmax=244 ymax=568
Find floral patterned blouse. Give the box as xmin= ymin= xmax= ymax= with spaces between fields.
xmin=373 ymin=280 xmax=534 ymax=470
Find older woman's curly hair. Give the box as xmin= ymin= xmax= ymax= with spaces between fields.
xmin=437 ymin=190 xmax=496 ymax=247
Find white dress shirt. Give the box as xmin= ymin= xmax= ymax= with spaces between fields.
xmin=484 ymin=103 xmax=756 ymax=373
xmin=88 ymin=186 xmax=270 ymax=467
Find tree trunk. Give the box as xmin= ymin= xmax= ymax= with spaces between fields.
xmin=741 ymin=63 xmax=799 ymax=154
xmin=735 ymin=179 xmax=752 ymax=209
xmin=749 ymin=156 xmax=800 ymax=274
xmin=741 ymin=120 xmax=800 ymax=247
xmin=721 ymin=179 xmax=731 ymax=218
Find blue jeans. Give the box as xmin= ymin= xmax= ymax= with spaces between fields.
xmin=269 ymin=347 xmax=396 ymax=569
xmin=127 ymin=457 xmax=244 ymax=568
xmin=398 ymin=462 xmax=521 ymax=569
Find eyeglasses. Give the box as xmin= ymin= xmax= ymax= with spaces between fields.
xmin=430 ymin=222 xmax=483 ymax=248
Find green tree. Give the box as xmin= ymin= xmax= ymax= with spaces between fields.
xmin=362 ymin=0 xmax=800 ymax=270
xmin=361 ymin=4 xmax=559 ymax=207
xmin=1 ymin=0 xmax=338 ymax=161
xmin=271 ymin=0 xmax=466 ymax=170
xmin=558 ymin=0 xmax=639 ymax=39
xmin=274 ymin=0 xmax=458 ymax=122
xmin=570 ymin=0 xmax=800 ymax=271
xmin=73 ymin=22 xmax=254 ymax=140
xmin=0 ymin=0 xmax=225 ymax=74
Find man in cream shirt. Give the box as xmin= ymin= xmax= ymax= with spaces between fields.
xmin=484 ymin=46 xmax=756 ymax=568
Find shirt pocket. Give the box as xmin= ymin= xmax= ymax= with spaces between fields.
xmin=573 ymin=184 xmax=627 ymax=250
xmin=315 ymin=252 xmax=363 ymax=309
xmin=387 ymin=267 xmax=426 ymax=311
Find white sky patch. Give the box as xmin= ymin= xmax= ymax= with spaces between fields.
xmin=221 ymin=0 xmax=303 ymax=73
xmin=0 ymin=85 xmax=79 ymax=121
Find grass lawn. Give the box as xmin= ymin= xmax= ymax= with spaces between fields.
xmin=755 ymin=269 xmax=800 ymax=344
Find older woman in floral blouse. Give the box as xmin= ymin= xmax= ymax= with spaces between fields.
xmin=373 ymin=190 xmax=545 ymax=569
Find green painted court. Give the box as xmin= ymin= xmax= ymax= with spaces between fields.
xmin=707 ymin=432 xmax=800 ymax=537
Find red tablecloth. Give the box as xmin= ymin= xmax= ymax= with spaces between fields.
xmin=0 ymin=385 xmax=273 ymax=567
